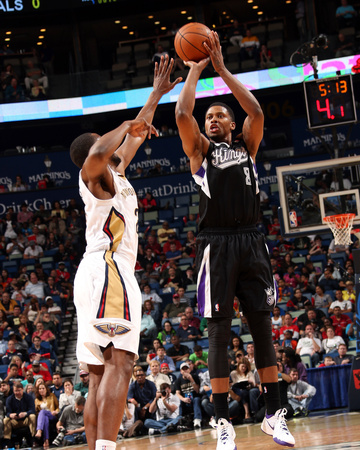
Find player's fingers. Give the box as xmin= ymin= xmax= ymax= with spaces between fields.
xmin=154 ymin=61 xmax=158 ymax=77
xmin=172 ymin=77 xmax=183 ymax=87
xmin=166 ymin=57 xmax=174 ymax=76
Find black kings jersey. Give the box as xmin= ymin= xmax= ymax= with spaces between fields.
xmin=193 ymin=140 xmax=260 ymax=231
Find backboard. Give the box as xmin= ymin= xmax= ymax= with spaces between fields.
xmin=277 ymin=155 xmax=360 ymax=237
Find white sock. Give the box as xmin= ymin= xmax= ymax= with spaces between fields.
xmin=95 ymin=439 xmax=116 ymax=450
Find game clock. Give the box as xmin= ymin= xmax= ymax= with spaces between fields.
xmin=303 ymin=74 xmax=357 ymax=129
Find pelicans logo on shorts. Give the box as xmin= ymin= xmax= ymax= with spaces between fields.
xmin=94 ymin=323 xmax=130 ymax=337
xmin=265 ymin=286 xmax=276 ymax=306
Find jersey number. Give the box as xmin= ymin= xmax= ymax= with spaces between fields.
xmin=243 ymin=167 xmax=252 ymax=186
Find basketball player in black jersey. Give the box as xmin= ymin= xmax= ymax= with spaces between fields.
xmin=175 ymin=31 xmax=295 ymax=449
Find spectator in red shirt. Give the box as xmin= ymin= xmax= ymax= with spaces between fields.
xmin=32 ymin=322 xmax=56 ymax=344
xmin=144 ymin=235 xmax=162 ymax=256
xmin=280 ymin=313 xmax=300 ymax=340
xmin=139 ymin=192 xmax=158 ymax=211
xmin=153 ymin=253 xmax=169 ymax=273
xmin=185 ymin=307 xmax=200 ymax=329
xmin=27 ymin=359 xmax=52 ymax=385
xmin=330 ymin=306 xmax=351 ymax=337
xmin=163 ymin=234 xmax=182 ymax=253
xmin=268 ymin=217 xmax=281 ymax=235
xmin=55 ymin=262 xmax=70 ymax=283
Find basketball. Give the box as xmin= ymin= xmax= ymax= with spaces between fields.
xmin=174 ymin=22 xmax=211 ymax=62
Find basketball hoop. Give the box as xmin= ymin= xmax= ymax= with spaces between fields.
xmin=323 ymin=213 xmax=355 ymax=246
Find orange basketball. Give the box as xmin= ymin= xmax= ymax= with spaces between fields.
xmin=174 ymin=22 xmax=211 ymax=62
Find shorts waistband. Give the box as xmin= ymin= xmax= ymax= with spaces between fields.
xmin=199 ymin=225 xmax=258 ymax=235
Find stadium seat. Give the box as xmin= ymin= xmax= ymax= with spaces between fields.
xmin=158 ymin=209 xmax=174 ymax=222
xmin=198 ymin=338 xmax=209 ymax=348
xmin=39 ymin=256 xmax=54 ymax=264
xmin=240 ymin=334 xmax=253 ymax=343
xmin=186 ymin=284 xmax=197 ymax=292
xmin=2 ymin=261 xmax=18 ymax=270
xmin=0 ymin=365 xmax=8 ymax=379
xmin=176 ymin=195 xmax=191 ymax=207
xmin=191 ymin=193 xmax=199 ymax=205
xmin=173 ymin=206 xmax=189 ymax=220
xmin=159 ymin=197 xmax=175 ymax=209
xmin=143 ymin=211 xmax=158 ymax=224
xmin=178 ymin=258 xmax=193 ymax=266
xmin=300 ymin=354 xmax=312 ymax=368
xmin=8 ymin=254 xmax=23 ymax=261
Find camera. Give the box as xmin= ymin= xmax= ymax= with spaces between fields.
xmin=161 ymin=390 xmax=167 ymax=397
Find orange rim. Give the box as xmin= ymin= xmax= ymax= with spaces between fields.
xmin=323 ymin=213 xmax=355 ymax=226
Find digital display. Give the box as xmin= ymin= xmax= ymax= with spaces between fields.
xmin=303 ymin=74 xmax=357 ymax=129
xmin=0 ymin=0 xmax=119 ymax=14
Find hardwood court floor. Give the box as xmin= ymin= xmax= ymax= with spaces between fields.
xmin=70 ymin=410 xmax=360 ymax=450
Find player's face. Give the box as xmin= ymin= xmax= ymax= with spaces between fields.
xmin=205 ymin=106 xmax=235 ymax=142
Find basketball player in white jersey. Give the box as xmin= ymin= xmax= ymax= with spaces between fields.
xmin=70 ymin=56 xmax=181 ymax=450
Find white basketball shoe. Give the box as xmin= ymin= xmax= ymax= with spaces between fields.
xmin=261 ymin=408 xmax=295 ymax=447
xmin=216 ymin=418 xmax=237 ymax=450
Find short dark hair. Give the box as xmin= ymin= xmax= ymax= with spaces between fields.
xmin=75 ymin=396 xmax=86 ymax=406
xmin=70 ymin=133 xmax=98 ymax=168
xmin=205 ymin=102 xmax=235 ymax=122
xmin=194 ymin=345 xmax=202 ymax=352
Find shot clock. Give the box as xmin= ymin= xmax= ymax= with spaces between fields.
xmin=303 ymin=74 xmax=357 ymax=129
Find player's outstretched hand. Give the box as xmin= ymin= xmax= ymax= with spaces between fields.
xmin=128 ymin=118 xmax=158 ymax=139
xmin=203 ymin=31 xmax=225 ymax=74
xmin=183 ymin=56 xmax=210 ymax=72
xmin=154 ymin=54 xmax=182 ymax=94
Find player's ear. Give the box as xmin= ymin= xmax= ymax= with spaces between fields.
xmin=230 ymin=121 xmax=236 ymax=131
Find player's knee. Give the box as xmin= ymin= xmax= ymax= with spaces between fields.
xmin=245 ymin=311 xmax=276 ymax=369
xmin=207 ymin=317 xmax=232 ymax=378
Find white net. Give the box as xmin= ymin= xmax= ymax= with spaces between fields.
xmin=323 ymin=213 xmax=355 ymax=246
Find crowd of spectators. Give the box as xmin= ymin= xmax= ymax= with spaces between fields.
xmin=0 ymin=165 xmax=358 ymax=444
xmin=0 ymin=48 xmax=50 ymax=104
xmin=0 ymin=197 xmax=88 ymax=447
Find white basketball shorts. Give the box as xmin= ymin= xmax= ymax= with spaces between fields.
xmin=74 ymin=251 xmax=141 ymax=369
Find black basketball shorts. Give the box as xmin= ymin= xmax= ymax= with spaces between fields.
xmin=195 ymin=227 xmax=278 ymax=318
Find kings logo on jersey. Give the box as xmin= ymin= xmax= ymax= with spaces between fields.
xmin=211 ymin=143 xmax=248 ymax=170
xmin=265 ymin=286 xmax=276 ymax=306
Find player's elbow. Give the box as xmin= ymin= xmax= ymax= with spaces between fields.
xmin=252 ymin=105 xmax=264 ymax=121
xmin=175 ymin=107 xmax=191 ymax=126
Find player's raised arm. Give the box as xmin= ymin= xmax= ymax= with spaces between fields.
xmin=204 ymin=31 xmax=264 ymax=159
xmin=82 ymin=118 xmax=155 ymax=183
xmin=175 ymin=58 xmax=211 ymax=174
xmin=116 ymin=55 xmax=182 ymax=172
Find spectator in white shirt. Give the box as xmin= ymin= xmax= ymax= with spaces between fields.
xmin=322 ymin=326 xmax=345 ymax=354
xmin=24 ymin=240 xmax=44 ymax=260
xmin=328 ymin=289 xmax=353 ymax=314
xmin=296 ymin=324 xmax=322 ymax=366
xmin=144 ymin=382 xmax=181 ymax=434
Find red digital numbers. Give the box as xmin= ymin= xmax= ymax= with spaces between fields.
xmin=316 ymin=98 xmax=345 ymax=120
